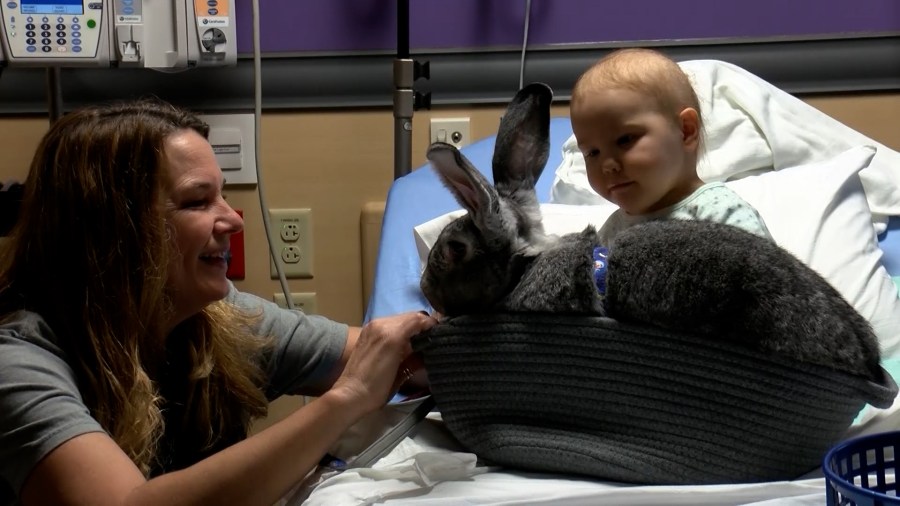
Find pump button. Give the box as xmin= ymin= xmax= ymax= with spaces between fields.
xmin=86 ymin=18 xmax=95 ymax=28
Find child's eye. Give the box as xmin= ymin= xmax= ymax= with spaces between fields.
xmin=617 ymin=134 xmax=636 ymax=146
xmin=583 ymin=149 xmax=599 ymax=159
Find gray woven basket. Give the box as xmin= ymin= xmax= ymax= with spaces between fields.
xmin=413 ymin=314 xmax=898 ymax=485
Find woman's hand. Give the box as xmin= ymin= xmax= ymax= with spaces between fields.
xmin=330 ymin=312 xmax=437 ymax=417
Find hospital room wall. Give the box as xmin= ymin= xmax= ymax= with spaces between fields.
xmin=1 ymin=94 xmax=899 ymax=330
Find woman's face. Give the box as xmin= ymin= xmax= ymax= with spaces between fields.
xmin=162 ymin=129 xmax=243 ymax=322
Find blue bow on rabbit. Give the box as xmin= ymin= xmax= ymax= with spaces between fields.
xmin=421 ymin=82 xmax=887 ymax=385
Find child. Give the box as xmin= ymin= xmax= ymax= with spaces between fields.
xmin=569 ymin=48 xmax=771 ymax=244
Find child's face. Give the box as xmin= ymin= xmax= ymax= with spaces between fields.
xmin=571 ymin=87 xmax=700 ymax=215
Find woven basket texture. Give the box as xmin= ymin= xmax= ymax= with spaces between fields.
xmin=415 ymin=314 xmax=898 ymax=485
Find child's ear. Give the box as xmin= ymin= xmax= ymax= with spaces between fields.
xmin=678 ymin=107 xmax=701 ymax=151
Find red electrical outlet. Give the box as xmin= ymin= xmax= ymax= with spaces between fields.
xmin=227 ymin=209 xmax=246 ymax=280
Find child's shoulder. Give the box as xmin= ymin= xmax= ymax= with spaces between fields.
xmin=684 ymin=182 xmax=747 ymax=207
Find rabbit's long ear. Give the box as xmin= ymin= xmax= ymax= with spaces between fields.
xmin=492 ymin=82 xmax=553 ymax=198
xmin=427 ymin=142 xmax=499 ymax=222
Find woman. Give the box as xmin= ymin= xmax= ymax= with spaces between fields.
xmin=0 ymin=99 xmax=436 ymax=505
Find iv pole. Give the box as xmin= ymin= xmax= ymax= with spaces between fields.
xmin=46 ymin=67 xmax=63 ymax=122
xmin=392 ymin=0 xmax=429 ymax=179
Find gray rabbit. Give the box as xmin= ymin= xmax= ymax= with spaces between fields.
xmin=421 ymin=82 xmax=885 ymax=383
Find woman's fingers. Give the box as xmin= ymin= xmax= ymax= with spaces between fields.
xmin=336 ymin=312 xmax=438 ymax=412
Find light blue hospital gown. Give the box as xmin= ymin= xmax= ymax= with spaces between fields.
xmin=597 ymin=182 xmax=772 ymax=244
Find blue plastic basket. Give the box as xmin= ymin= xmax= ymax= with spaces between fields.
xmin=824 ymin=432 xmax=900 ymax=506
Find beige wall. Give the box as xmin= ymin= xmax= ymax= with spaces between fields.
xmin=2 ymin=94 xmax=899 ymax=429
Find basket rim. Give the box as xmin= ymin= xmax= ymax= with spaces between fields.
xmin=414 ymin=313 xmax=898 ymax=408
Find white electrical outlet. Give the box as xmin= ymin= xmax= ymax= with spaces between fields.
xmin=272 ymin=292 xmax=318 ymax=313
xmin=430 ymin=117 xmax=471 ymax=148
xmin=269 ymin=208 xmax=314 ymax=279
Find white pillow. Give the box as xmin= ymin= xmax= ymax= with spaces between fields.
xmin=726 ymin=146 xmax=900 ymax=358
xmin=416 ymin=146 xmax=900 ymax=360
xmin=551 ymin=60 xmax=900 ymax=225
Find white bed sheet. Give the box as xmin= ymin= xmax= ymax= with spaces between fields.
xmin=297 ymin=405 xmax=900 ymax=506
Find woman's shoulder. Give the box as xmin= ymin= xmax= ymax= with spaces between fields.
xmin=0 ymin=310 xmax=66 ymax=355
xmin=0 ymin=310 xmax=104 ymax=502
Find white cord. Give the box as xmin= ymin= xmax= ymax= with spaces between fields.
xmin=518 ymin=0 xmax=533 ymax=90
xmin=250 ymin=0 xmax=295 ymax=309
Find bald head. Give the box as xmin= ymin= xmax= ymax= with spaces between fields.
xmin=572 ymin=48 xmax=700 ymax=124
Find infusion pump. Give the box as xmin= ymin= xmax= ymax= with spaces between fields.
xmin=0 ymin=0 xmax=236 ymax=68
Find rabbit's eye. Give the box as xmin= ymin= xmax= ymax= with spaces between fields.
xmin=446 ymin=240 xmax=468 ymax=260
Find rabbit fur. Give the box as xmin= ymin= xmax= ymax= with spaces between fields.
xmin=421 ymin=82 xmax=883 ymax=382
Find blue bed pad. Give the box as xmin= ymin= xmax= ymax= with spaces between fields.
xmin=364 ymin=118 xmax=900 ymax=322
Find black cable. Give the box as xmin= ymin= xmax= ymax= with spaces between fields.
xmin=397 ymin=0 xmax=409 ymax=59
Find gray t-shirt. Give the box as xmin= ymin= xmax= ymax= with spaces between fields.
xmin=0 ymin=286 xmax=348 ymax=503
xmin=598 ymin=182 xmax=772 ymax=244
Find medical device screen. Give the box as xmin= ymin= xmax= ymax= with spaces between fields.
xmin=20 ymin=0 xmax=83 ymax=15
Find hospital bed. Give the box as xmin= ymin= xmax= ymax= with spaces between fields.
xmin=301 ymin=60 xmax=900 ymax=505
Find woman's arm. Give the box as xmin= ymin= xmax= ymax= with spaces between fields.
xmin=322 ymin=325 xmax=360 ymax=388
xmin=19 ymin=312 xmax=436 ymax=506
xmin=21 ymin=389 xmax=361 ymax=506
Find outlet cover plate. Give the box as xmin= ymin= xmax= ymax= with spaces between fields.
xmin=429 ymin=117 xmax=470 ymax=149
xmin=269 ymin=208 xmax=314 ymax=279
xmin=273 ymin=292 xmax=318 ymax=313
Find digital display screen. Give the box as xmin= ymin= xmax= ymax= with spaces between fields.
xmin=20 ymin=0 xmax=83 ymax=15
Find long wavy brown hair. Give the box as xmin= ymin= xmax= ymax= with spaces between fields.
xmin=0 ymin=99 xmax=269 ymax=475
